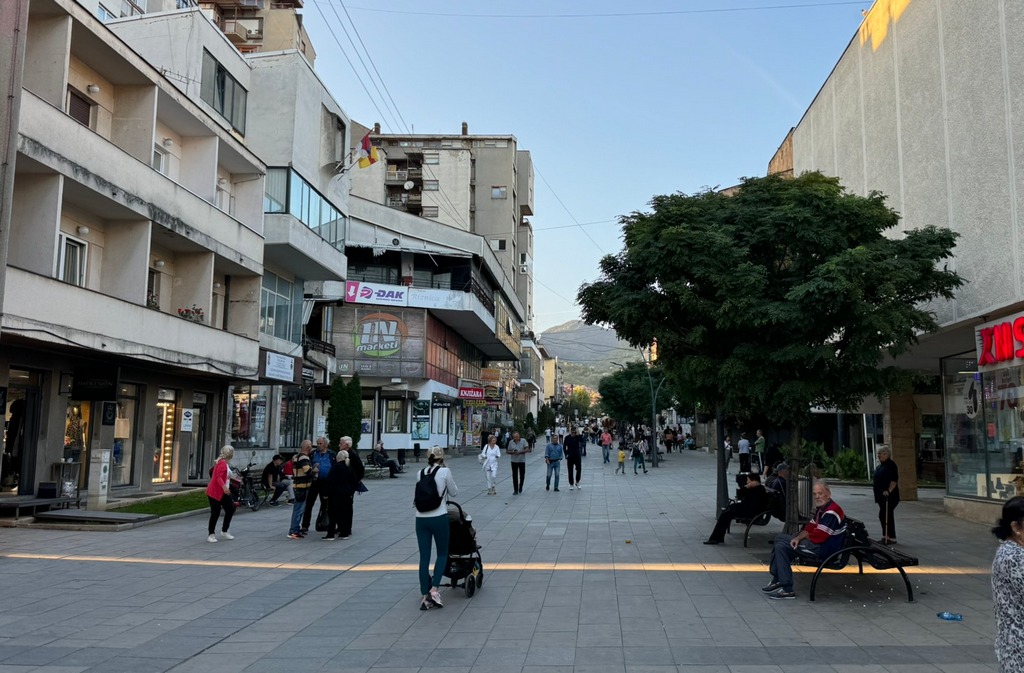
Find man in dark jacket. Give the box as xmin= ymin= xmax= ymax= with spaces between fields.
xmin=563 ymin=427 xmax=584 ymax=491
xmin=703 ymin=472 xmax=770 ymax=544
xmin=300 ymin=436 xmax=335 ymax=533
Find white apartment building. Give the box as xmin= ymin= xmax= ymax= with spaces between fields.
xmin=1 ymin=0 xmax=266 ymax=497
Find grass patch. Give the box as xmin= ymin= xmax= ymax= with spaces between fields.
xmin=112 ymin=489 xmax=208 ymax=516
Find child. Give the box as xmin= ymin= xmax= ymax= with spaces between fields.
xmin=479 ymin=435 xmax=501 ymax=495
xmin=615 ymin=445 xmax=626 ymax=474
xmin=632 ymin=440 xmax=648 ymax=475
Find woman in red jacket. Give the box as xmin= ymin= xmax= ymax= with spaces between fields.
xmin=206 ymin=445 xmax=236 ymax=543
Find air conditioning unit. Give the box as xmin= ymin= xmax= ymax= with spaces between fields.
xmin=246 ymin=29 xmax=261 ymax=38
xmin=240 ymin=0 xmax=263 ymax=7
xmin=519 ymin=264 xmax=529 ymax=274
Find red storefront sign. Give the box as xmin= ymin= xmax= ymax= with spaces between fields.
xmin=458 ymin=387 xmax=485 ymax=400
xmin=976 ymin=313 xmax=1024 ymax=371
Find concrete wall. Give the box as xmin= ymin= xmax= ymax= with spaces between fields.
xmin=791 ymin=0 xmax=1024 ymax=329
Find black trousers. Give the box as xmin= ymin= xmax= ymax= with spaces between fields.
xmin=877 ymin=498 xmax=898 ymax=539
xmin=511 ymin=462 xmax=526 ymax=492
xmin=707 ymin=504 xmax=750 ymax=542
xmin=327 ymin=494 xmax=354 ymax=537
xmin=301 ymin=480 xmax=328 ymax=529
xmin=207 ymin=494 xmax=235 ymax=535
xmin=739 ymin=453 xmax=751 ymax=473
xmin=566 ymin=457 xmax=582 ymax=486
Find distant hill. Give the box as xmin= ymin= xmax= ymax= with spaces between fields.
xmin=539 ymin=320 xmax=640 ymax=390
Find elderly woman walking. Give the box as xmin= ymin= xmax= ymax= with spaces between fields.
xmin=873 ymin=445 xmax=900 ymax=544
xmin=206 ymin=445 xmax=236 ymax=543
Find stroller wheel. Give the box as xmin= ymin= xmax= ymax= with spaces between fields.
xmin=464 ymin=574 xmax=476 ymax=598
xmin=473 ymin=560 xmax=484 ymax=589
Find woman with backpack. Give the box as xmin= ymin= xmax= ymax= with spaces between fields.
xmin=414 ymin=446 xmax=458 ymax=610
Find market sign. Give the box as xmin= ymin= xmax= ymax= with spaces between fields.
xmin=976 ymin=311 xmax=1024 ymax=373
xmin=345 ymin=281 xmax=408 ymax=307
xmin=354 ymin=312 xmax=409 ymax=358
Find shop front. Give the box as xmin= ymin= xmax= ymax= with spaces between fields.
xmin=228 ymin=349 xmax=306 ymax=463
xmin=942 ymin=312 xmax=1024 ymax=516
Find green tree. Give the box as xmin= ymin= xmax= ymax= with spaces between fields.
xmin=598 ymin=362 xmax=672 ymax=425
xmin=537 ymin=404 xmax=556 ymax=434
xmin=343 ymin=373 xmax=363 ymax=449
xmin=578 ymin=172 xmax=962 ymax=525
xmin=524 ymin=412 xmax=535 ymax=431
xmin=326 ymin=376 xmax=347 ymax=447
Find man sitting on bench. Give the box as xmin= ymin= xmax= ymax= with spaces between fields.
xmin=371 ymin=442 xmax=401 ymax=478
xmin=761 ymin=480 xmax=846 ymax=600
xmin=704 ymin=472 xmax=769 ymax=545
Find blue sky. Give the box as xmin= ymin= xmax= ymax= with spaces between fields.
xmin=301 ymin=0 xmax=873 ymax=332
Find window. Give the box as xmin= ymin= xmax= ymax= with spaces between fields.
xmin=384 ymin=399 xmax=407 ymax=433
xmin=520 ymin=253 xmax=528 ymax=264
xmin=97 ymin=4 xmax=116 ymax=20
xmin=422 ymin=206 xmax=439 ymax=218
xmin=67 ymin=89 xmax=91 ymax=127
xmin=491 ymin=186 xmax=507 ymax=199
xmin=152 ymin=146 xmax=167 ymax=174
xmin=424 ymin=152 xmax=440 ymax=165
xmin=490 ymin=239 xmax=507 ymax=252
xmin=423 ymin=180 xmax=439 ymax=191
xmin=57 ymin=233 xmax=87 ymax=286
xmin=260 ymin=271 xmax=296 ymax=341
xmin=200 ymin=49 xmax=247 ymax=135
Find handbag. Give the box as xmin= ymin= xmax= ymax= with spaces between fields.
xmin=315 ymin=506 xmax=330 ymax=532
xmin=356 ymin=481 xmax=369 ymax=494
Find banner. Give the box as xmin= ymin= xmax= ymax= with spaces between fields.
xmin=345 ymin=281 xmax=408 ymax=307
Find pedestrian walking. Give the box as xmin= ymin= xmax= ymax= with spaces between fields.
xmin=991 ymin=495 xmax=1024 ymax=673
xmin=288 ymin=440 xmax=313 ymax=539
xmin=632 ymin=439 xmax=648 ymax=475
xmin=479 ymin=435 xmax=501 ymax=495
xmin=564 ymin=427 xmax=583 ymax=490
xmin=615 ymin=444 xmax=626 ymax=474
xmin=205 ymin=445 xmax=236 ymax=543
xmin=415 ymin=446 xmax=458 ymax=611
xmin=545 ymin=435 xmax=563 ymax=491
xmin=600 ymin=428 xmax=613 ymax=464
xmin=507 ymin=431 xmax=530 ymax=495
xmin=873 ymin=445 xmax=900 ymax=544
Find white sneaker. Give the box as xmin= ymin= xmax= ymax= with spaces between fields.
xmin=576 ymin=484 xmax=582 ymax=490
xmin=569 ymin=485 xmax=575 ymax=490
xmin=207 ymin=534 xmax=218 ymax=543
xmin=219 ymin=531 xmax=234 ymax=540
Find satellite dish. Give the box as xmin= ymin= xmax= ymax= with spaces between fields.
xmin=403 ymin=180 xmax=415 ymax=190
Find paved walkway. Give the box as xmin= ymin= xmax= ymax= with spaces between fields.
xmin=0 ymin=447 xmax=1000 ymax=673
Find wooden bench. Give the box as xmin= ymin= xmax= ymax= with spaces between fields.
xmin=792 ymin=517 xmax=919 ymax=602
xmin=0 ymin=496 xmax=80 ymax=522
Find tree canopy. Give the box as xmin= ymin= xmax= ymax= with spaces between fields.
xmin=598 ymin=362 xmax=674 ymax=425
xmin=578 ymin=172 xmax=962 ymax=518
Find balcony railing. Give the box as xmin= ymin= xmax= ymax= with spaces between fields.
xmin=385 ymin=170 xmax=408 ymax=183
xmin=303 ymin=335 xmax=336 ymax=357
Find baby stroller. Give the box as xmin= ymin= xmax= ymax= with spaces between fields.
xmin=443 ymin=500 xmax=484 ymax=597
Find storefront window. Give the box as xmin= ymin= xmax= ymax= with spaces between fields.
xmin=112 ymin=384 xmax=140 ymax=487
xmin=231 ymin=385 xmax=270 ymax=448
xmin=943 ymin=355 xmax=998 ymax=499
xmin=384 ymin=399 xmax=407 ymax=433
xmin=279 ymin=385 xmax=310 ymax=449
xmin=361 ymin=398 xmax=374 ymax=437
xmin=983 ymin=366 xmax=1024 ymax=498
xmin=154 ymin=388 xmax=177 ymax=483
xmin=63 ymin=400 xmax=90 ymax=463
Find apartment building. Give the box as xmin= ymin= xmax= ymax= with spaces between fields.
xmin=0 ymin=0 xmax=266 ymax=498
xmin=350 ymin=124 xmax=536 ymax=330
xmin=770 ymin=0 xmax=1024 ymax=523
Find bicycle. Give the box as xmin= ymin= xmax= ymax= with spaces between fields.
xmin=236 ymin=465 xmax=270 ymax=511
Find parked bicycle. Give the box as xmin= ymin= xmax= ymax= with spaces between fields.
xmin=231 ymin=452 xmax=270 ymax=512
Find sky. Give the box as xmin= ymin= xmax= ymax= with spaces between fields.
xmin=301 ymin=0 xmax=874 ymax=333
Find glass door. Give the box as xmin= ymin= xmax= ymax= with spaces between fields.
xmin=3 ymin=370 xmax=41 ymax=495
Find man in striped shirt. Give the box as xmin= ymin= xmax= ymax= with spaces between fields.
xmin=762 ymin=480 xmax=846 ymax=600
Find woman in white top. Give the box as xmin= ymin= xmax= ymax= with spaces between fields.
xmin=479 ymin=435 xmax=501 ymax=495
xmin=415 ymin=446 xmax=458 ymax=610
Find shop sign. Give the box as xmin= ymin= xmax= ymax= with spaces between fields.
xmin=458 ymin=386 xmax=485 ymax=400
xmin=431 ymin=396 xmax=453 ymax=409
xmin=481 ymin=368 xmax=501 ymax=382
xmin=181 ymin=408 xmax=194 ymax=431
xmin=72 ymin=366 xmax=119 ymax=401
xmin=354 ymin=312 xmax=409 ymax=358
xmin=484 ymin=384 xmax=503 ymax=402
xmin=345 ymin=281 xmax=408 ymax=307
xmin=301 ymin=366 xmax=315 ymax=381
xmin=977 ymin=312 xmax=1024 ymax=372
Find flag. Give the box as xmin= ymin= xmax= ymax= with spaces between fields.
xmin=358 ymin=133 xmax=379 ymax=169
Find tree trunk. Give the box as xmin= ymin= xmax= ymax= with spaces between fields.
xmin=715 ymin=406 xmax=728 ymax=513
xmin=785 ymin=425 xmax=802 ymax=534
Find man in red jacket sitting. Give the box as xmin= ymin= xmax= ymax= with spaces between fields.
xmin=761 ymin=480 xmax=846 ymax=600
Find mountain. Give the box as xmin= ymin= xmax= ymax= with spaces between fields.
xmin=539 ymin=320 xmax=640 ymax=390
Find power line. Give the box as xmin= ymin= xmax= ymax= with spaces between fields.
xmin=345 ymin=1 xmax=871 ymax=20
xmin=535 ymin=276 xmax=576 ymax=306
xmin=534 ymin=163 xmax=603 ymax=254
xmin=534 ymin=219 xmax=618 ymax=232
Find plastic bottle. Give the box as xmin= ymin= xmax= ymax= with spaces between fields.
xmin=937 ymin=611 xmax=963 ymax=621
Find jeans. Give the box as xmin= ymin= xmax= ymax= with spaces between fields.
xmin=511 ymin=462 xmax=525 ymax=493
xmin=602 ymin=444 xmax=610 ymax=463
xmin=546 ymin=460 xmax=561 ymax=489
xmin=289 ymin=491 xmax=307 ymax=534
xmin=416 ymin=513 xmax=450 ymax=595
xmin=207 ymin=494 xmax=234 ymax=535
xmin=566 ymin=457 xmax=581 ymax=486
xmin=270 ymin=478 xmax=293 ymax=503
xmin=769 ymin=534 xmax=820 ymax=591
xmin=633 ymin=456 xmax=646 ymax=473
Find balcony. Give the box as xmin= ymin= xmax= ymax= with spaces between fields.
xmin=385 ymin=170 xmax=408 ymax=184
xmin=407 ymin=287 xmax=515 ymax=360
xmin=3 ymin=268 xmax=259 ymax=378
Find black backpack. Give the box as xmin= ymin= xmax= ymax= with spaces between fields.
xmin=414 ymin=466 xmax=446 ymax=512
